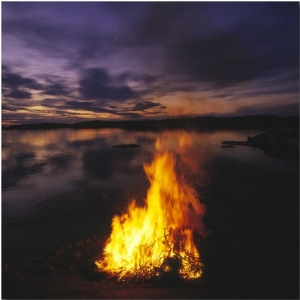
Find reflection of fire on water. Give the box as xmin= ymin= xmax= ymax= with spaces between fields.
xmin=95 ymin=133 xmax=207 ymax=281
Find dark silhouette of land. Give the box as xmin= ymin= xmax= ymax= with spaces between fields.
xmin=2 ymin=115 xmax=299 ymax=131
xmin=222 ymin=129 xmax=299 ymax=161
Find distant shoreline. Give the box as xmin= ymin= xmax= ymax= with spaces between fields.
xmin=2 ymin=115 xmax=299 ymax=131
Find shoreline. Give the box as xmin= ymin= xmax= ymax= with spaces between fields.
xmin=2 ymin=115 xmax=299 ymax=132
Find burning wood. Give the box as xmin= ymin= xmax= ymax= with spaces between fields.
xmin=95 ymin=133 xmax=206 ymax=281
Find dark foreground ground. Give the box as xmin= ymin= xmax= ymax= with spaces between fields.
xmin=2 ymin=207 xmax=299 ymax=300
xmin=1 ymin=235 xmax=210 ymax=299
xmin=2 ymin=274 xmax=207 ymax=299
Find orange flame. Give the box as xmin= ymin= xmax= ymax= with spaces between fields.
xmin=95 ymin=133 xmax=206 ymax=280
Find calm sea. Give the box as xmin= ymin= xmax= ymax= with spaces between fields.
xmin=2 ymin=128 xmax=298 ymax=296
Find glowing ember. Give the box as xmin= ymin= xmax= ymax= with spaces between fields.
xmin=95 ymin=133 xmax=206 ymax=281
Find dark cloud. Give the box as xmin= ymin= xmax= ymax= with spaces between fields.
xmin=2 ymin=104 xmax=21 ymax=111
xmin=158 ymin=2 xmax=299 ymax=88
xmin=2 ymin=66 xmax=43 ymax=100
xmin=132 ymin=100 xmax=166 ymax=112
xmin=66 ymin=101 xmax=114 ymax=114
xmin=41 ymin=98 xmax=63 ymax=107
xmin=232 ymin=11 xmax=299 ymax=81
xmin=2 ymin=67 xmax=71 ymax=100
xmin=2 ymin=64 xmax=10 ymax=72
xmin=40 ymin=95 xmax=166 ymax=118
xmin=79 ymin=68 xmax=137 ymax=101
xmin=65 ymin=97 xmax=166 ymax=118
xmin=124 ymin=2 xmax=207 ymax=46
xmin=169 ymin=5 xmax=299 ymax=88
xmin=42 ymin=82 xmax=70 ymax=96
xmin=2 ymin=67 xmax=43 ymax=90
xmin=6 ymin=89 xmax=32 ymax=99
xmin=169 ymin=33 xmax=259 ymax=87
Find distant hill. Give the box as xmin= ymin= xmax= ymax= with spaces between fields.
xmin=2 ymin=115 xmax=299 ymax=131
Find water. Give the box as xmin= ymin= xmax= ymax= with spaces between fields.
xmin=2 ymin=128 xmax=298 ymax=297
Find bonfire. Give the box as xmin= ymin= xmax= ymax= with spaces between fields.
xmin=95 ymin=133 xmax=206 ymax=282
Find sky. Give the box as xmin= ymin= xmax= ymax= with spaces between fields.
xmin=1 ymin=2 xmax=299 ymax=125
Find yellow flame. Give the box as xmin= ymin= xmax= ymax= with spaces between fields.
xmin=95 ymin=133 xmax=206 ymax=280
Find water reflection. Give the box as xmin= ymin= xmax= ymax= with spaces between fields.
xmin=1 ymin=128 xmax=287 ymax=222
xmin=2 ymin=128 xmax=298 ymax=268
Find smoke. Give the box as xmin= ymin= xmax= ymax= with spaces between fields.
xmin=155 ymin=130 xmax=211 ymax=190
xmin=152 ymin=130 xmax=212 ymax=238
